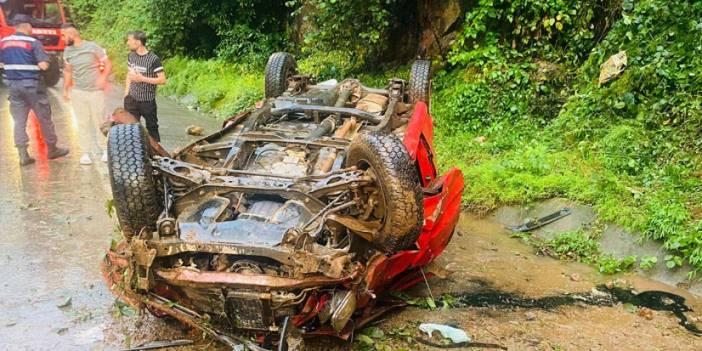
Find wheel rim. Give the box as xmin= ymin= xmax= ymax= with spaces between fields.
xmin=356 ymin=159 xmax=388 ymax=228
xmin=283 ymin=64 xmax=296 ymax=91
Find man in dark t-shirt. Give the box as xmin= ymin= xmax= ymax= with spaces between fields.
xmin=124 ymin=31 xmax=166 ymax=141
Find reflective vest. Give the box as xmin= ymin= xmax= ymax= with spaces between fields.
xmin=0 ymin=33 xmax=48 ymax=80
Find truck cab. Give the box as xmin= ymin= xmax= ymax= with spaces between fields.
xmin=0 ymin=0 xmax=69 ymax=86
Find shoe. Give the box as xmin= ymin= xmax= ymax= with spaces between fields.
xmin=17 ymin=146 xmax=35 ymax=166
xmin=101 ymin=150 xmax=108 ymax=163
xmin=47 ymin=144 xmax=69 ymax=159
xmin=80 ymin=153 xmax=93 ymax=165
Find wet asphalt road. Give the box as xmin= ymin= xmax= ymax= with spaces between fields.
xmin=0 ymin=83 xmax=220 ymax=350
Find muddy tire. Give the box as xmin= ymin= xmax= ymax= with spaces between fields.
xmin=408 ymin=59 xmax=432 ymax=104
xmin=265 ymin=52 xmax=297 ymax=98
xmin=346 ymin=131 xmax=423 ymax=254
xmin=107 ymin=124 xmax=162 ymax=239
xmin=41 ymin=56 xmax=61 ymax=87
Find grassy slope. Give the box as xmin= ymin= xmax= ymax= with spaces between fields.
xmin=432 ymin=0 xmax=702 ymax=272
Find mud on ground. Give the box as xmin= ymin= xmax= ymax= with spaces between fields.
xmin=309 ymin=214 xmax=702 ymax=351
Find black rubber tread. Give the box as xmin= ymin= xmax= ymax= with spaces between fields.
xmin=41 ymin=56 xmax=61 ymax=87
xmin=408 ymin=59 xmax=432 ymax=104
xmin=346 ymin=131 xmax=424 ymax=254
xmin=264 ymin=52 xmax=297 ymax=98
xmin=107 ymin=124 xmax=162 ymax=239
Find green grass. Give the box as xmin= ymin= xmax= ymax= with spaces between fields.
xmin=161 ymin=58 xmax=262 ymax=118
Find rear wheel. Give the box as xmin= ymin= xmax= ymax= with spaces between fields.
xmin=408 ymin=59 xmax=432 ymax=105
xmin=346 ymin=131 xmax=423 ymax=254
xmin=265 ymin=52 xmax=297 ymax=98
xmin=107 ymin=124 xmax=162 ymax=239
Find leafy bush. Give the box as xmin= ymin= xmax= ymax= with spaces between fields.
xmin=598 ymin=254 xmax=637 ymax=275
xmin=67 ymin=0 xmax=290 ymax=66
xmin=287 ymin=0 xmax=411 ymax=65
xmin=430 ymin=0 xmax=702 ymax=274
xmin=546 ymin=230 xmax=601 ymax=263
xmin=639 ymin=255 xmax=658 ymax=270
xmin=449 ymin=0 xmax=620 ymax=66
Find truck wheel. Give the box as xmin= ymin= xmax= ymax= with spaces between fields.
xmin=42 ymin=56 xmax=62 ymax=87
xmin=265 ymin=52 xmax=297 ymax=98
xmin=346 ymin=131 xmax=424 ymax=254
xmin=107 ymin=124 xmax=162 ymax=239
xmin=408 ymin=59 xmax=432 ymax=105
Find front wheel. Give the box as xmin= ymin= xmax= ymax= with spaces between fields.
xmin=107 ymin=124 xmax=163 ymax=239
xmin=345 ymin=131 xmax=424 ymax=254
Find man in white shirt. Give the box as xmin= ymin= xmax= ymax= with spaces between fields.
xmin=62 ymin=24 xmax=112 ymax=165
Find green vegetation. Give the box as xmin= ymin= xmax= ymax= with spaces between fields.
xmin=162 ymin=58 xmax=261 ymax=118
xmin=639 ymin=255 xmax=658 ymax=271
xmin=65 ymin=0 xmax=702 ymax=273
xmin=518 ymin=229 xmax=642 ymax=275
xmin=434 ymin=0 xmax=702 ymax=274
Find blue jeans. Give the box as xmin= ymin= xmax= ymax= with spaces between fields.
xmin=7 ymin=79 xmax=57 ymax=148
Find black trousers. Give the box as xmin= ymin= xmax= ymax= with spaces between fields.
xmin=124 ymin=95 xmax=160 ymax=141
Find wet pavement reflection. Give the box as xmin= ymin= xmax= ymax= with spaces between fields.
xmin=0 ymin=83 xmax=219 ymax=350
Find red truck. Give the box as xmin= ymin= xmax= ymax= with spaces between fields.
xmin=0 ymin=0 xmax=69 ymax=86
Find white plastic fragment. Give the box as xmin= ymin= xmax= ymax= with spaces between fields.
xmin=316 ymin=79 xmax=338 ymax=87
xmin=419 ymin=323 xmax=471 ymax=343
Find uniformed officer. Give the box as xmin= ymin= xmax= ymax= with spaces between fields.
xmin=0 ymin=14 xmax=69 ymax=166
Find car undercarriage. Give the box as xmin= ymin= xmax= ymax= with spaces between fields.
xmin=102 ymin=53 xmax=464 ymax=350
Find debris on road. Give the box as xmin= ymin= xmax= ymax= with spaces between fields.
xmin=418 ymin=323 xmax=471 ymax=343
xmin=19 ymin=203 xmax=39 ymax=211
xmin=185 ymin=124 xmax=204 ymax=136
xmin=120 ymin=339 xmax=194 ymax=351
xmin=426 ymin=261 xmax=454 ymax=279
xmin=57 ymin=296 xmax=72 ymax=309
xmin=638 ymin=307 xmax=654 ymax=320
xmin=508 ymin=208 xmax=572 ymax=232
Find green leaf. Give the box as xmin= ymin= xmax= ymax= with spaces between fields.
xmin=365 ymin=327 xmax=385 ymax=339
xmin=105 ymin=199 xmax=115 ymax=218
xmin=426 ymin=297 xmax=437 ymax=310
xmin=357 ymin=335 xmax=374 ymax=346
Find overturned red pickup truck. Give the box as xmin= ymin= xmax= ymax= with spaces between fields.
xmin=102 ymin=52 xmax=464 ymax=350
